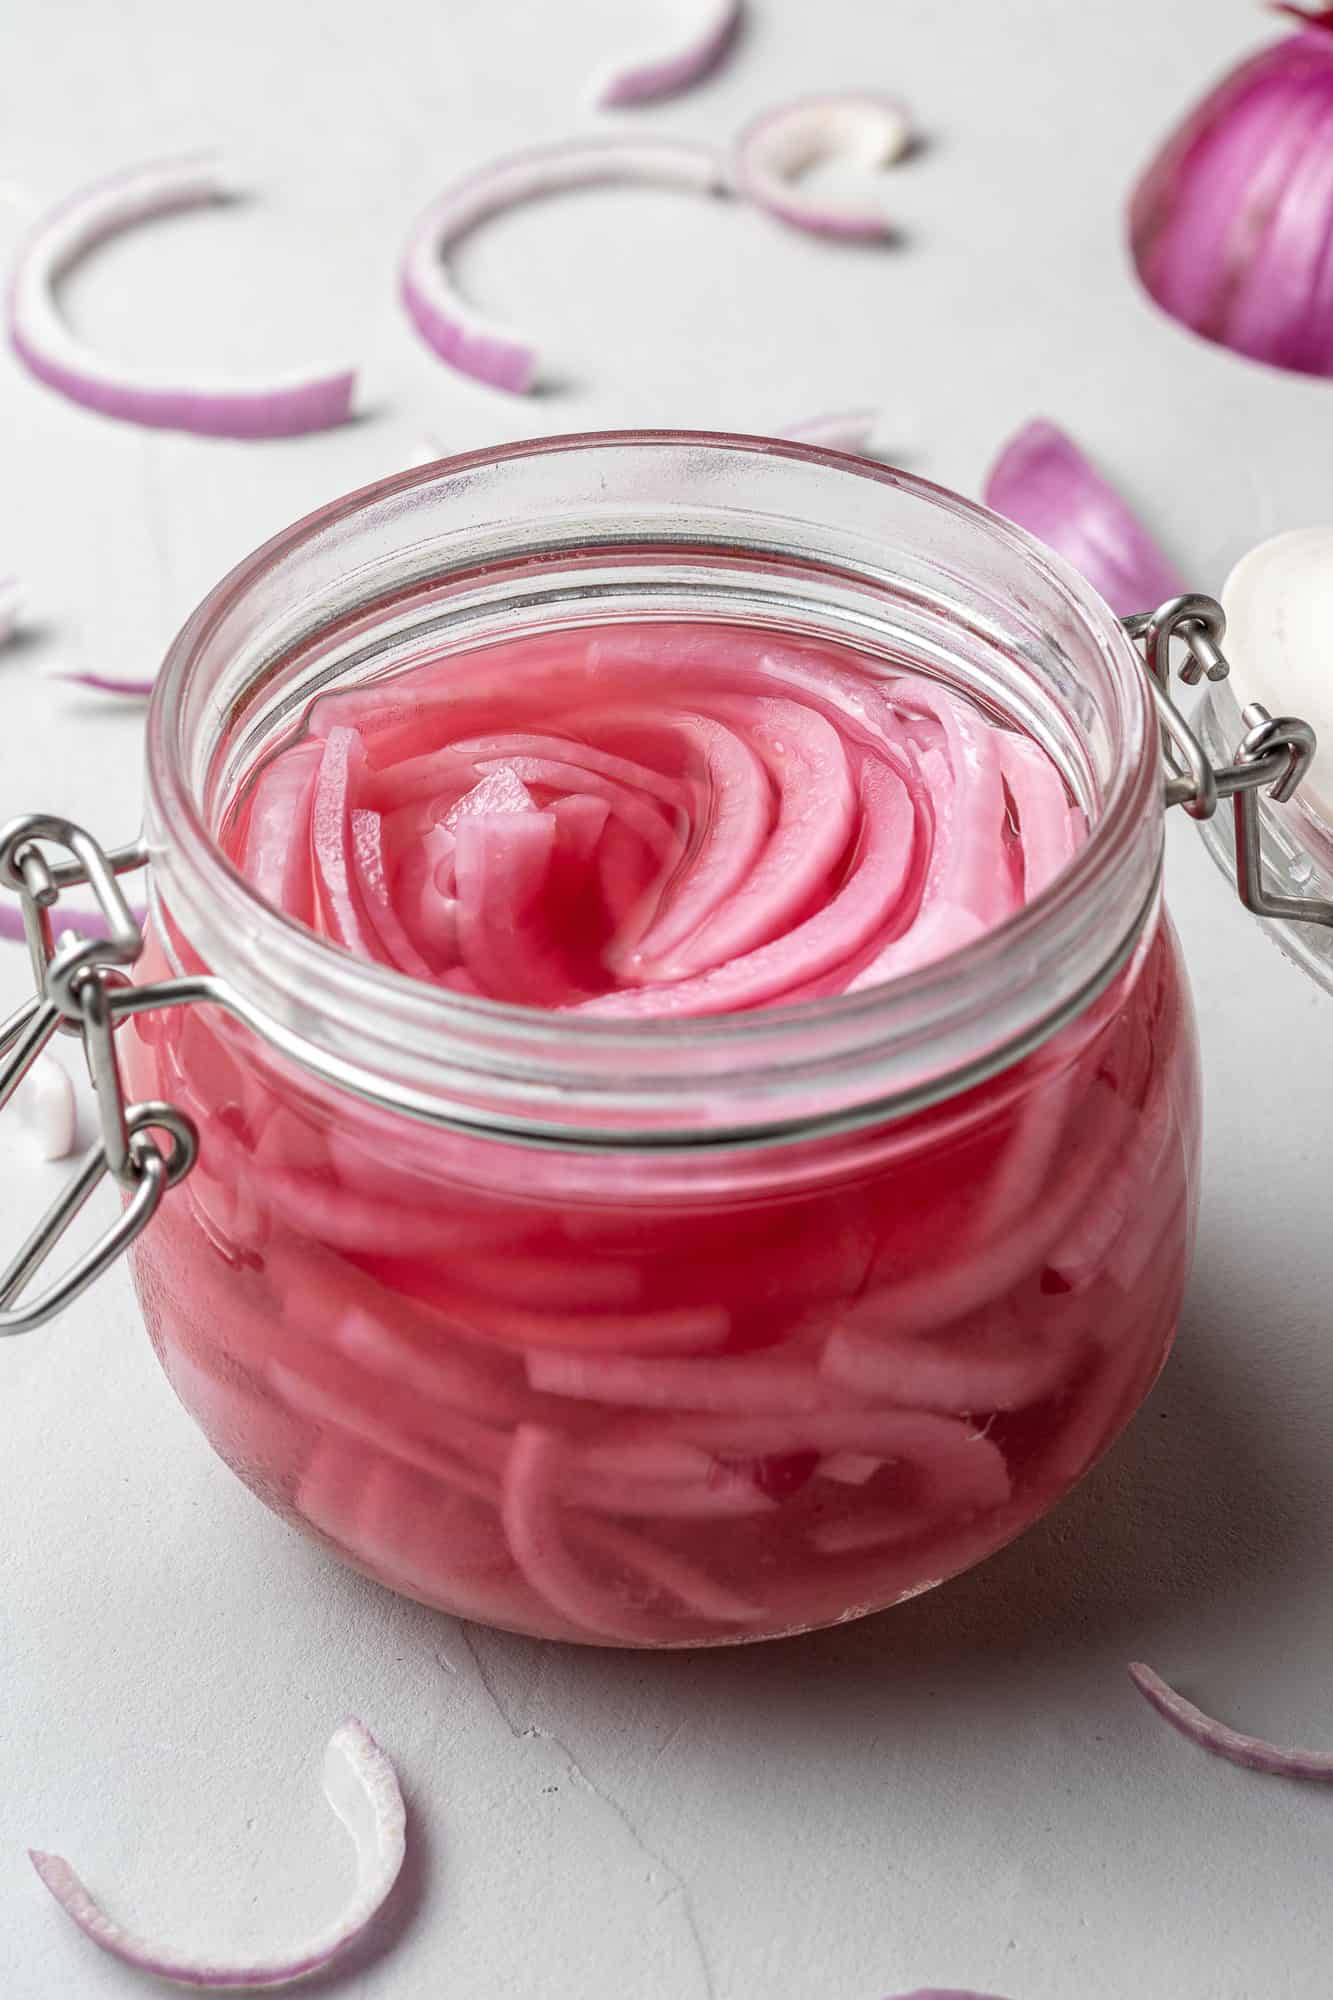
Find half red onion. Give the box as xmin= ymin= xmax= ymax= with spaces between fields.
xmin=781 ymin=408 xmax=878 ymax=452
xmin=400 ymin=138 xmax=726 ymax=391
xmin=8 ymin=156 xmax=358 ymax=436
xmin=733 ymin=94 xmax=911 ymax=239
xmin=1129 ymin=1662 xmax=1333 ymax=1779
xmin=594 ymin=0 xmax=743 ymax=107
xmin=1129 ymin=17 xmax=1333 ymax=377
xmin=47 ymin=666 xmax=154 ymax=698
xmin=983 ymin=419 xmax=1186 ymax=619
xmin=30 ymin=1718 xmax=406 ymax=1989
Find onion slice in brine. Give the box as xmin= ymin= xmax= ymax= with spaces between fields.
xmin=29 ymin=1718 xmax=406 ymax=1989
xmin=399 ymin=138 xmax=726 ymax=391
xmin=1129 ymin=1662 xmax=1333 ymax=1779
xmin=8 ymin=156 xmax=357 ymax=437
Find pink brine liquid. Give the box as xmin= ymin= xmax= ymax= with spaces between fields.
xmin=126 ymin=622 xmax=1199 ymax=1644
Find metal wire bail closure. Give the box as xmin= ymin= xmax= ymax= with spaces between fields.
xmin=0 ymin=816 xmax=198 ymax=1336
xmin=1123 ymin=596 xmax=1333 ymax=932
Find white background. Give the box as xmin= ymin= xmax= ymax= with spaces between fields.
xmin=3 ymin=2 xmax=1333 ymax=1995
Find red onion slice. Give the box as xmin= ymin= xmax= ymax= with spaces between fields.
xmin=781 ymin=408 xmax=879 ymax=452
xmin=983 ymin=419 xmax=1186 ymax=618
xmin=47 ymin=666 xmax=154 ymax=698
xmin=8 ymin=156 xmax=357 ymax=437
xmin=1129 ymin=1662 xmax=1333 ymax=1778
xmin=594 ymin=0 xmax=743 ymax=107
xmin=29 ymin=1718 xmax=406 ymax=1989
xmin=734 ymin=95 xmax=912 ymax=239
xmin=400 ymin=139 xmax=726 ymax=391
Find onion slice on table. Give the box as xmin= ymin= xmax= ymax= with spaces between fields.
xmin=593 ymin=0 xmax=743 ymax=107
xmin=400 ymin=138 xmax=726 ymax=391
xmin=734 ymin=95 xmax=912 ymax=239
xmin=0 ymin=576 xmax=20 ymax=645
xmin=8 ymin=156 xmax=357 ymax=437
xmin=1129 ymin=1662 xmax=1333 ymax=1779
xmin=47 ymin=666 xmax=154 ymax=698
xmin=780 ymin=408 xmax=878 ymax=452
xmin=29 ymin=1718 xmax=406 ymax=1989
xmin=983 ymin=418 xmax=1186 ymax=618
xmin=13 ymin=1054 xmax=77 ymax=1160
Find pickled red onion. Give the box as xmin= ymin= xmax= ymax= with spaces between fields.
xmin=224 ymin=623 xmax=1085 ymax=1014
xmin=593 ymin=0 xmax=743 ymax=107
xmin=399 ymin=139 xmax=726 ymax=391
xmin=1129 ymin=1662 xmax=1333 ymax=1778
xmin=734 ymin=95 xmax=912 ymax=239
xmin=983 ymin=419 xmax=1186 ymax=619
xmin=30 ymin=1719 xmax=405 ymax=1988
xmin=8 ymin=157 xmax=357 ymax=437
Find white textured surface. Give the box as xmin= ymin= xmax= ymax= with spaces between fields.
xmin=2 ymin=3 xmax=1332 ymax=1995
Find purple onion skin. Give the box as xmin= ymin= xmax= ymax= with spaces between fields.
xmin=1129 ymin=24 xmax=1333 ymax=377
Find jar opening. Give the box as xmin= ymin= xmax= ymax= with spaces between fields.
xmin=143 ymin=431 xmax=1161 ymax=1145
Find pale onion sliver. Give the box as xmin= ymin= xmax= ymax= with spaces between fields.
xmin=399 ymin=138 xmax=727 ymax=392
xmin=593 ymin=0 xmax=743 ymax=108
xmin=734 ymin=94 xmax=912 ymax=239
xmin=8 ymin=156 xmax=357 ymax=438
xmin=1129 ymin=1662 xmax=1333 ymax=1779
xmin=781 ymin=408 xmax=879 ymax=452
xmin=29 ymin=1718 xmax=407 ymax=1989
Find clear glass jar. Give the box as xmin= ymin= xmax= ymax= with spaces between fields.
xmin=121 ymin=432 xmax=1200 ymax=1647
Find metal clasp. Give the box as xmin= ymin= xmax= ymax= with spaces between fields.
xmin=0 ymin=817 xmax=199 ymax=1335
xmin=1124 ymin=595 xmax=1333 ymax=933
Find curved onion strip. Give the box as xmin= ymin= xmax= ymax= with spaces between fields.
xmin=0 ymin=901 xmax=141 ymax=945
xmin=821 ymin=1326 xmax=1074 ymax=1417
xmin=0 ymin=576 xmax=20 ymax=645
xmin=502 ymin=1424 xmax=760 ymax=1640
xmin=29 ymin=1719 xmax=406 ymax=1989
xmin=400 ymin=139 xmax=726 ymax=392
xmin=594 ymin=0 xmax=743 ymax=107
xmin=8 ymin=157 xmax=357 ymax=437
xmin=781 ymin=408 xmax=879 ymax=452
xmin=983 ymin=419 xmax=1186 ymax=619
xmin=48 ymin=666 xmax=154 ymax=698
xmin=1129 ymin=1662 xmax=1333 ymax=1778
xmin=734 ymin=94 xmax=912 ymax=239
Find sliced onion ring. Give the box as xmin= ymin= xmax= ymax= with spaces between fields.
xmin=734 ymin=94 xmax=911 ymax=239
xmin=1129 ymin=1662 xmax=1333 ymax=1779
xmin=0 ymin=576 xmax=20 ymax=645
xmin=8 ymin=156 xmax=357 ymax=437
xmin=29 ymin=1718 xmax=406 ymax=1989
xmin=781 ymin=408 xmax=878 ymax=452
xmin=400 ymin=138 xmax=726 ymax=392
xmin=48 ymin=666 xmax=154 ymax=698
xmin=594 ymin=0 xmax=743 ymax=107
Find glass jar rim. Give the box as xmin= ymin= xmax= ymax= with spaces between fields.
xmin=143 ymin=428 xmax=1162 ymax=1148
